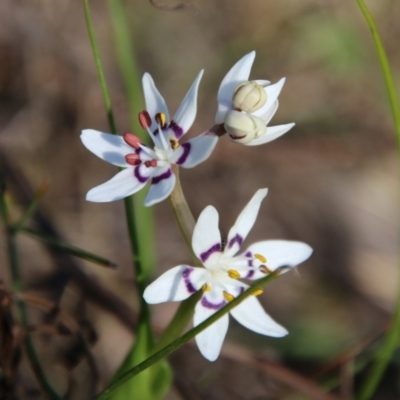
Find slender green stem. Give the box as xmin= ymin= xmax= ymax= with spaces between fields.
xmin=0 ymin=172 xmax=62 ymax=400
xmin=22 ymin=227 xmax=117 ymax=269
xmin=84 ymin=0 xmax=118 ymax=135
xmin=355 ymin=1 xmax=400 ymax=399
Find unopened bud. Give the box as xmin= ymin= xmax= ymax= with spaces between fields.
xmin=232 ymin=81 xmax=267 ymax=113
xmin=224 ymin=110 xmax=266 ymax=144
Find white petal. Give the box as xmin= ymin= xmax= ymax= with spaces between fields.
xmin=252 ymin=78 xmax=285 ymax=119
xmin=230 ymin=295 xmax=288 ymax=337
xmin=224 ymin=189 xmax=268 ymax=257
xmin=192 ymin=206 xmax=222 ymax=267
xmin=143 ymin=265 xmax=206 ymax=303
xmin=260 ymin=100 xmax=279 ymax=125
xmin=142 ymin=73 xmax=170 ymax=131
xmin=172 ymin=70 xmax=203 ymax=135
xmin=215 ymin=51 xmax=256 ymax=124
xmin=194 ymin=299 xmax=229 ymax=361
xmin=144 ymin=166 xmax=176 ymax=207
xmin=245 ymin=240 xmax=313 ymax=277
xmin=81 ymin=129 xmax=133 ymax=167
xmin=86 ymin=167 xmax=148 ymax=202
xmin=246 ymin=123 xmax=295 ymax=146
xmin=171 ymin=135 xmax=218 ymax=168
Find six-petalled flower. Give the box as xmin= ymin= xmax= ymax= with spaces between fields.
xmin=143 ymin=189 xmax=313 ymax=361
xmin=81 ymin=71 xmax=218 ymax=206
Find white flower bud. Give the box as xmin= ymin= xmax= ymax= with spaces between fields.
xmin=232 ymin=81 xmax=267 ymax=113
xmin=224 ymin=110 xmax=267 ymax=144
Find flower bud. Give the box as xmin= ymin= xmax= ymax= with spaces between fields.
xmin=232 ymin=81 xmax=267 ymax=113
xmin=224 ymin=110 xmax=266 ymax=144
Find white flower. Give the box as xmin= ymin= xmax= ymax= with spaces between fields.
xmin=81 ymin=71 xmax=218 ymax=206
xmin=215 ymin=51 xmax=295 ymax=146
xmin=143 ymin=189 xmax=313 ymax=361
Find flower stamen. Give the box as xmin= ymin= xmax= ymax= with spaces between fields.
xmin=145 ymin=160 xmax=158 ymax=168
xmin=155 ymin=112 xmax=167 ymax=128
xmin=139 ymin=110 xmax=152 ymax=129
xmin=254 ymin=253 xmax=267 ymax=263
xmin=228 ymin=269 xmax=240 ymax=279
xmin=125 ymin=153 xmax=141 ymax=166
xmin=123 ymin=132 xmax=142 ymax=149
xmin=170 ymin=138 xmax=180 ymax=150
xmin=253 ymin=289 xmax=264 ymax=296
xmin=202 ymin=283 xmax=211 ymax=292
xmin=223 ymin=291 xmax=234 ymax=302
xmin=259 ymin=265 xmax=272 ymax=274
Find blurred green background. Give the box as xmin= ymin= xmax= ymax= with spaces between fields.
xmin=0 ymin=0 xmax=399 ymax=398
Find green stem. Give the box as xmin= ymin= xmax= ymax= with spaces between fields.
xmin=0 ymin=173 xmax=62 ymax=400
xmin=22 ymin=227 xmax=117 ymax=269
xmin=92 ymin=269 xmax=281 ymax=400
xmin=355 ymin=1 xmax=400 ymax=399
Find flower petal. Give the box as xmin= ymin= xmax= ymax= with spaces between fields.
xmin=230 ymin=295 xmax=288 ymax=337
xmin=252 ymin=78 xmax=285 ymax=119
xmin=194 ymin=298 xmax=229 ymax=361
xmin=246 ymin=123 xmax=295 ymax=146
xmin=172 ymin=70 xmax=203 ymax=136
xmin=224 ymin=189 xmax=268 ymax=257
xmin=215 ymin=51 xmax=256 ymax=124
xmin=81 ymin=129 xmax=133 ymax=167
xmin=171 ymin=135 xmax=218 ymax=168
xmin=192 ymin=206 xmax=222 ymax=267
xmin=143 ymin=265 xmax=206 ymax=303
xmin=260 ymin=100 xmax=279 ymax=125
xmin=86 ymin=167 xmax=149 ymax=202
xmin=142 ymin=73 xmax=170 ymax=131
xmin=144 ymin=166 xmax=175 ymax=207
xmin=245 ymin=240 xmax=313 ymax=279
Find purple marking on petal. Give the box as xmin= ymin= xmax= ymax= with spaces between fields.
xmin=169 ymin=120 xmax=184 ymax=139
xmin=238 ymin=287 xmax=245 ymax=295
xmin=244 ymin=270 xmax=255 ymax=279
xmin=201 ymin=296 xmax=225 ymax=310
xmin=134 ymin=166 xmax=149 ymax=183
xmin=176 ymin=142 xmax=191 ymax=165
xmin=227 ymin=234 xmax=243 ymax=249
xmin=245 ymin=251 xmax=253 ymax=267
xmin=182 ymin=267 xmax=197 ymax=294
xmin=152 ymin=168 xmax=172 ymax=184
xmin=200 ymin=243 xmax=221 ymax=263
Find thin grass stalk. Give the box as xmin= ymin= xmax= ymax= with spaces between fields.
xmin=355 ymin=1 xmax=400 ymax=398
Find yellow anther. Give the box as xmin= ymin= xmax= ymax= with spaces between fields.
xmin=223 ymin=291 xmax=234 ymax=302
xmin=202 ymin=283 xmax=211 ymax=292
xmin=169 ymin=138 xmax=180 ymax=150
xmin=254 ymin=253 xmax=267 ymax=263
xmin=155 ymin=112 xmax=167 ymax=127
xmin=253 ymin=289 xmax=264 ymax=296
xmin=228 ymin=269 xmax=240 ymax=279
